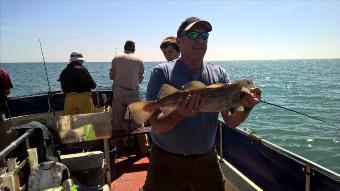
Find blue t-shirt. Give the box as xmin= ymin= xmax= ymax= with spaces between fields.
xmin=146 ymin=59 xmax=229 ymax=155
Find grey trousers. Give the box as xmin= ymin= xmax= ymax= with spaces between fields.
xmin=112 ymin=87 xmax=140 ymax=130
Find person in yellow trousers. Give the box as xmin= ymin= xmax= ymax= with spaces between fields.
xmin=59 ymin=51 xmax=96 ymax=115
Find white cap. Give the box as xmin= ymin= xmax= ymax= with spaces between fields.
xmin=69 ymin=51 xmax=85 ymax=62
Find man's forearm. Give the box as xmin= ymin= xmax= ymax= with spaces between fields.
xmin=222 ymin=107 xmax=252 ymax=128
xmin=150 ymin=110 xmax=184 ymax=134
xmin=109 ymin=68 xmax=115 ymax=80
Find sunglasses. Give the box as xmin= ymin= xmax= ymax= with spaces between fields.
xmin=183 ymin=31 xmax=209 ymax=40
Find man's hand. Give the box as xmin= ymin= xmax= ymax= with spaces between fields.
xmin=149 ymin=94 xmax=201 ymax=134
xmin=177 ymin=94 xmax=201 ymax=116
xmin=241 ymin=87 xmax=262 ymax=109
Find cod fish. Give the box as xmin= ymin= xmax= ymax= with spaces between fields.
xmin=127 ymin=79 xmax=257 ymax=124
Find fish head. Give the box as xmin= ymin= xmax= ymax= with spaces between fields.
xmin=226 ymin=78 xmax=256 ymax=110
xmin=198 ymin=79 xmax=254 ymax=112
xmin=234 ymin=78 xmax=255 ymax=89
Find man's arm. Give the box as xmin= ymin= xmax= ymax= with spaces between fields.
xmin=59 ymin=70 xmax=66 ymax=93
xmin=79 ymin=67 xmax=96 ymax=89
xmin=139 ymin=62 xmax=144 ymax=84
xmin=150 ymin=94 xmax=201 ymax=134
xmin=110 ymin=59 xmax=116 ymax=80
xmin=222 ymin=108 xmax=252 ymax=128
xmin=146 ymin=66 xmax=200 ymax=134
xmin=0 ymin=69 xmax=13 ymax=95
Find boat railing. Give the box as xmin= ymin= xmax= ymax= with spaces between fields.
xmin=1 ymin=121 xmax=49 ymax=160
xmin=0 ymin=128 xmax=33 ymax=161
xmin=235 ymin=125 xmax=340 ymax=182
xmin=8 ymin=86 xmax=112 ymax=99
xmin=6 ymin=88 xmax=113 ymax=118
xmin=216 ymin=120 xmax=340 ymax=191
xmin=0 ymin=122 xmax=48 ymax=190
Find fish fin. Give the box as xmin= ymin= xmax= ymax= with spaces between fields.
xmin=182 ymin=81 xmax=207 ymax=91
xmin=160 ymin=105 xmax=177 ymax=116
xmin=158 ymin=84 xmax=179 ymax=99
xmin=236 ymin=105 xmax=244 ymax=112
xmin=206 ymin=83 xmax=226 ymax=89
xmin=125 ymin=101 xmax=157 ymax=124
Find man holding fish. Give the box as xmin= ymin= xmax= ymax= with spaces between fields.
xmin=140 ymin=17 xmax=261 ymax=191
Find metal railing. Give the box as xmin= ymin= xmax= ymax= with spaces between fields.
xmin=0 ymin=129 xmax=33 ymax=160
xmin=217 ymin=120 xmax=340 ymax=191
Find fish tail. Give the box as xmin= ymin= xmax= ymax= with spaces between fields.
xmin=126 ymin=101 xmax=158 ymax=124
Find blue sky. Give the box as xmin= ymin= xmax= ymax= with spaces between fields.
xmin=1 ymin=0 xmax=339 ymax=62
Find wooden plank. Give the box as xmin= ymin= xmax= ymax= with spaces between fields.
xmin=56 ymin=111 xmax=112 ymax=144
xmin=60 ymin=151 xmax=104 ymax=171
xmin=111 ymin=127 xmax=151 ymax=138
xmin=104 ymin=139 xmax=112 ymax=189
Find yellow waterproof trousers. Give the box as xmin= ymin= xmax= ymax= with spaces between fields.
xmin=64 ymin=92 xmax=94 ymax=115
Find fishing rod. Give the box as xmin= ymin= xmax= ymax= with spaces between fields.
xmin=260 ymin=99 xmax=339 ymax=129
xmin=38 ymin=39 xmax=55 ymax=116
xmin=93 ymin=85 xmax=339 ymax=129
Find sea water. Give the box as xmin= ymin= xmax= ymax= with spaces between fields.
xmin=1 ymin=59 xmax=339 ymax=173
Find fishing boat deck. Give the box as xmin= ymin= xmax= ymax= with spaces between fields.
xmin=2 ymin=95 xmax=339 ymax=191
xmin=110 ymin=127 xmax=150 ymax=190
xmin=111 ymin=154 xmax=148 ymax=191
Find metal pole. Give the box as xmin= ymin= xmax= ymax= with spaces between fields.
xmin=219 ymin=122 xmax=223 ymax=160
xmin=96 ymin=89 xmax=100 ymax=107
xmin=0 ymin=129 xmax=33 ymax=159
xmin=305 ymin=164 xmax=312 ymax=191
xmin=103 ymin=139 xmax=112 ymax=187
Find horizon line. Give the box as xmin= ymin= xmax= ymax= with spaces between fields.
xmin=1 ymin=57 xmax=340 ymax=64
